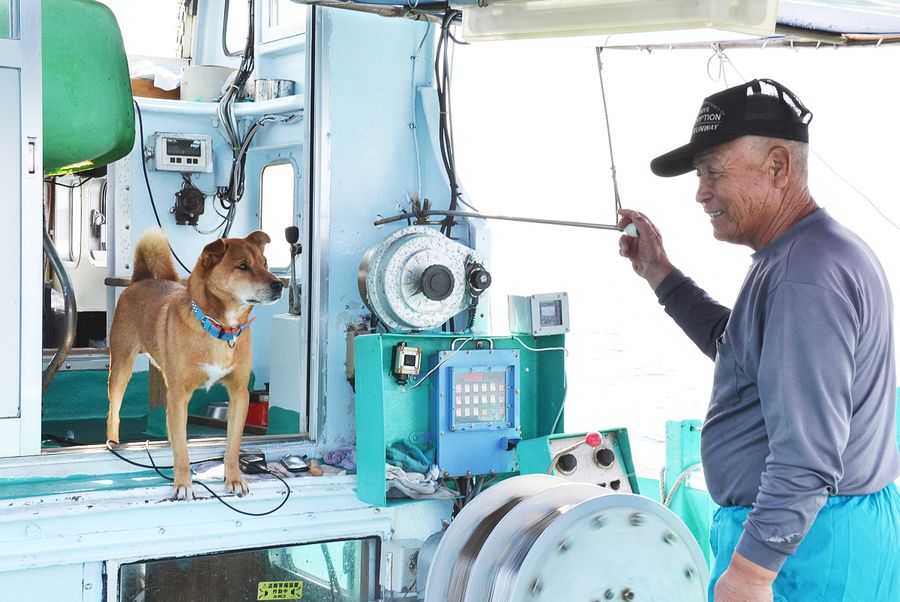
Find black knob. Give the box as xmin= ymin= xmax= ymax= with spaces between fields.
xmin=595 ymin=448 xmax=616 ymax=468
xmin=285 ymin=226 xmax=300 ymax=244
xmin=421 ymin=265 xmax=454 ymax=301
xmin=467 ymin=266 xmax=492 ymax=294
xmin=557 ymin=453 xmax=578 ymax=473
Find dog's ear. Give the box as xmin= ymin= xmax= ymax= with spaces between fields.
xmin=201 ymin=239 xmax=228 ymax=270
xmin=245 ymin=230 xmax=271 ymax=251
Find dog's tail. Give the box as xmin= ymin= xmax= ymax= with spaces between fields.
xmin=131 ymin=229 xmax=180 ymax=284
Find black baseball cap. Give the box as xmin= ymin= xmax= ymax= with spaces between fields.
xmin=650 ymin=79 xmax=813 ymax=177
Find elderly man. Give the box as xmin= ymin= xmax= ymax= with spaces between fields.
xmin=618 ymin=79 xmax=900 ymax=601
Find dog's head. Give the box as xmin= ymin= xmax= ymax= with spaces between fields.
xmin=197 ymin=231 xmax=284 ymax=305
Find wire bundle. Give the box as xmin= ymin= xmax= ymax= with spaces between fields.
xmin=435 ymin=9 xmax=464 ymax=238
xmin=215 ymin=0 xmax=257 ymax=237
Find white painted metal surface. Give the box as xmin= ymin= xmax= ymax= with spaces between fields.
xmin=269 ymin=314 xmax=309 ymax=434
xmin=426 ymin=474 xmax=707 ymax=602
xmin=508 ymin=493 xmax=708 ymax=601
xmin=0 ymin=66 xmax=21 ymax=423
xmin=0 ymin=0 xmax=41 ymax=456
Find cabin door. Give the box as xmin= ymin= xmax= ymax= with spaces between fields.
xmin=0 ymin=1 xmax=44 ymax=456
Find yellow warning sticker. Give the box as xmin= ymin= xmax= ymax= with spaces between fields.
xmin=257 ymin=580 xmax=304 ymax=600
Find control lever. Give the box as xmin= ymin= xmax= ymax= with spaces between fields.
xmin=285 ymin=226 xmax=302 ymax=315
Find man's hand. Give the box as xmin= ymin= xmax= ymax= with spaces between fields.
xmin=616 ymin=209 xmax=675 ymax=289
xmin=714 ymin=553 xmax=777 ymax=602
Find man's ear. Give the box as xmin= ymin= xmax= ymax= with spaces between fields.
xmin=768 ymin=146 xmax=791 ymax=189
xmin=201 ymin=239 xmax=227 ymax=270
xmin=245 ymin=230 xmax=271 ymax=251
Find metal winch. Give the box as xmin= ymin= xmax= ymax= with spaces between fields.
xmin=420 ymin=474 xmax=708 ymax=601
xmin=358 ymin=226 xmax=490 ymax=332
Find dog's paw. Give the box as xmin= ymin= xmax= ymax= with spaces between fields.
xmin=172 ymin=483 xmax=195 ymax=501
xmin=225 ymin=476 xmax=249 ymax=496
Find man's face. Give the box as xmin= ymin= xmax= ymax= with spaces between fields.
xmin=693 ymin=137 xmax=778 ymax=249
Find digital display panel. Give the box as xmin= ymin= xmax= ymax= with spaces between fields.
xmin=166 ymin=137 xmax=202 ymax=157
xmin=539 ymin=300 xmax=563 ymax=326
xmin=452 ymin=370 xmax=507 ymax=424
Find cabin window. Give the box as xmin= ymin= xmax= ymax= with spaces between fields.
xmin=261 ymin=0 xmax=308 ymax=43
xmin=260 ymin=162 xmax=296 ymax=270
xmin=224 ymin=0 xmax=251 ymax=56
xmin=117 ymin=537 xmax=379 ymax=601
xmin=98 ymin=0 xmax=185 ymax=58
xmin=1 ymin=0 xmax=12 ymax=39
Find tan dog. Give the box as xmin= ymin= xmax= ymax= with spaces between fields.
xmin=107 ymin=229 xmax=283 ymax=500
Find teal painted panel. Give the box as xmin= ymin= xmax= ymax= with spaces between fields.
xmin=144 ymin=374 xmax=256 ymax=438
xmin=42 ymin=0 xmax=135 ymax=174
xmin=43 ymin=370 xmax=148 ymax=421
xmin=43 ymin=370 xmax=255 ymax=441
xmin=268 ymin=406 xmax=302 ymax=436
xmin=636 ymin=476 xmax=661 ymax=502
xmin=354 ymin=333 xmax=565 ymax=506
xmin=0 ymin=470 xmax=170 ymax=500
xmin=664 ymin=420 xmax=714 ymax=566
xmin=516 ymin=433 xmax=553 ymax=473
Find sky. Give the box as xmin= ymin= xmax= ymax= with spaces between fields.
xmin=450 ymin=39 xmax=900 ymax=471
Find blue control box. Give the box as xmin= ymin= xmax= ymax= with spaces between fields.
xmin=431 ymin=348 xmax=521 ymax=477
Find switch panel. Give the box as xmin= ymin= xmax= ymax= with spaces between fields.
xmin=516 ymin=429 xmax=638 ymax=494
xmin=431 ymin=348 xmax=521 ymax=477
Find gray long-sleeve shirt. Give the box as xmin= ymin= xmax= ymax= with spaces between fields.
xmin=655 ymin=208 xmax=900 ymax=571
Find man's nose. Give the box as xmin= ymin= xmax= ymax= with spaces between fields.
xmin=695 ymin=178 xmax=712 ymax=204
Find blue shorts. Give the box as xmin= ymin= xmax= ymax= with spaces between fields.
xmin=709 ymin=483 xmax=900 ymax=601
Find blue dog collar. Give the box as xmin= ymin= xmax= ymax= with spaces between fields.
xmin=190 ymin=300 xmax=255 ymax=344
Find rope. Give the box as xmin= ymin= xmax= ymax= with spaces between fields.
xmin=658 ymin=463 xmax=702 ymax=508
xmin=706 ymin=43 xmax=746 ymax=86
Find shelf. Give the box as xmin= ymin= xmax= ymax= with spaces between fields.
xmin=134 ymin=94 xmax=304 ymax=118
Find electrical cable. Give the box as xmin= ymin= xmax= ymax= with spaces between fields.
xmin=509 ymin=336 xmax=569 ymax=434
xmin=133 ymin=99 xmax=194 ymax=274
xmin=45 ymin=177 xmax=95 ymax=189
xmin=409 ymin=335 xmax=474 ymax=389
xmin=435 ymin=9 xmax=463 ymax=238
xmin=106 ymin=440 xmax=225 ymax=469
xmin=215 ymin=0 xmax=257 ymax=237
xmin=106 ymin=440 xmax=291 ymax=517
xmin=193 ymin=216 xmax=231 ymax=235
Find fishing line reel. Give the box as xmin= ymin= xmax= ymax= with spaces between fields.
xmin=358 ymin=226 xmax=491 ymax=332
